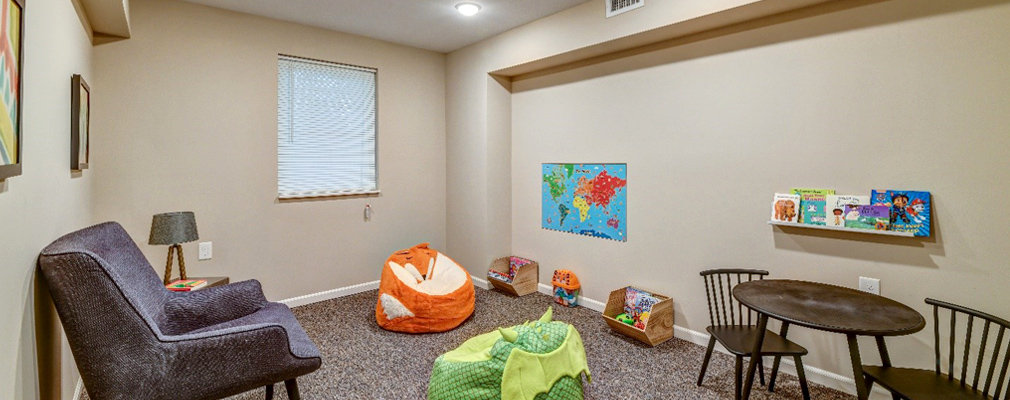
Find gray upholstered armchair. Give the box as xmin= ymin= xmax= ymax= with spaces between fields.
xmin=38 ymin=222 xmax=321 ymax=400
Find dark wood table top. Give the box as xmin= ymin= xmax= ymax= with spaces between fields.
xmin=734 ymin=280 xmax=925 ymax=336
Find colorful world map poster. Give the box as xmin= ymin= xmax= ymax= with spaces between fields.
xmin=542 ymin=163 xmax=627 ymax=242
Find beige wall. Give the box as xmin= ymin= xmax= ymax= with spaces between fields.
xmin=91 ymin=0 xmax=446 ymax=301
xmin=446 ymin=0 xmax=759 ymax=283
xmin=450 ymin=0 xmax=1010 ymax=396
xmin=0 ymin=0 xmax=95 ymax=398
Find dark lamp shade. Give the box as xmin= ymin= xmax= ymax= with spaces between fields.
xmin=149 ymin=212 xmax=199 ymax=245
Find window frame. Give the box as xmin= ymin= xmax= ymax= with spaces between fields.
xmin=276 ymin=54 xmax=380 ymax=200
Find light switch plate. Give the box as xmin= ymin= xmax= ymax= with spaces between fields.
xmin=198 ymin=242 xmax=212 ymax=260
xmin=859 ymin=276 xmax=880 ymax=295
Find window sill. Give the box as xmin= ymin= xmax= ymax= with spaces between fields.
xmin=278 ymin=190 xmax=381 ymax=201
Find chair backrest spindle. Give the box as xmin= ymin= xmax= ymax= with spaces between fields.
xmin=926 ymin=298 xmax=1010 ymax=399
xmin=699 ymin=269 xmax=769 ymax=327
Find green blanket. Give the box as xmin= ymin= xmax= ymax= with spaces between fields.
xmin=428 ymin=308 xmax=591 ymax=400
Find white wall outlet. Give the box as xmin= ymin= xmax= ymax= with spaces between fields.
xmin=198 ymin=242 xmax=212 ymax=260
xmin=859 ymin=276 xmax=880 ymax=295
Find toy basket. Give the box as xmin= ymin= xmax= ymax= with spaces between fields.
xmin=552 ymin=270 xmax=580 ymax=307
xmin=487 ymin=256 xmax=539 ymax=296
xmin=602 ymin=286 xmax=674 ymax=346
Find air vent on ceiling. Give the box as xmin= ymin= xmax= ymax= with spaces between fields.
xmin=606 ymin=0 xmax=644 ymax=18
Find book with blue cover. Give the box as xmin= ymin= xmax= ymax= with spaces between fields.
xmin=871 ymin=190 xmax=931 ymax=237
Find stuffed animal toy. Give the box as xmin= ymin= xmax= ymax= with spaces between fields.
xmin=375 ymin=243 xmax=474 ymax=333
xmin=428 ymin=308 xmax=591 ymax=400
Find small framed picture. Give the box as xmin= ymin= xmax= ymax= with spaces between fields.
xmin=71 ymin=74 xmax=90 ymax=171
xmin=0 ymin=0 xmax=25 ymax=180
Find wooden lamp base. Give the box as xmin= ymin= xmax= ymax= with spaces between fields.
xmin=162 ymin=244 xmax=189 ymax=285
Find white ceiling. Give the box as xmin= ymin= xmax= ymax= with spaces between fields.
xmin=181 ymin=0 xmax=594 ymax=53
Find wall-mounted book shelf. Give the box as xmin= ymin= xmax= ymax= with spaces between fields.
xmin=768 ymin=221 xmax=916 ymax=237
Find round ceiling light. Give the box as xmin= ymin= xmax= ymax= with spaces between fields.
xmin=455 ymin=2 xmax=481 ymax=16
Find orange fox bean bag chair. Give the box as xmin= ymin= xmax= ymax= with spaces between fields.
xmin=375 ymin=243 xmax=475 ymax=333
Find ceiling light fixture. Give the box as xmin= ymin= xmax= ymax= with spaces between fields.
xmin=455 ymin=2 xmax=481 ymax=16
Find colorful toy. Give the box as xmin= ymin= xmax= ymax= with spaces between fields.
xmin=487 ymin=256 xmax=533 ymax=284
xmin=624 ymin=287 xmax=660 ymax=330
xmin=428 ymin=308 xmax=591 ymax=400
xmin=615 ymin=313 xmax=634 ymax=325
xmin=375 ymin=243 xmax=475 ymax=333
xmin=552 ymin=270 xmax=581 ymax=307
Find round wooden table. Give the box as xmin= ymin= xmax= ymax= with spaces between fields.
xmin=733 ymin=280 xmax=925 ymax=400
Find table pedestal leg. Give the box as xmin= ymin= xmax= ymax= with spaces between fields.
xmin=741 ymin=313 xmax=768 ymax=400
xmin=847 ymin=334 xmax=870 ymax=400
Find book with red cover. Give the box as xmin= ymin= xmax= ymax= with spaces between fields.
xmin=166 ymin=279 xmax=207 ymax=291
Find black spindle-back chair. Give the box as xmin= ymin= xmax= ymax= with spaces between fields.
xmin=697 ymin=269 xmax=810 ymax=400
xmin=864 ymin=298 xmax=1010 ymax=400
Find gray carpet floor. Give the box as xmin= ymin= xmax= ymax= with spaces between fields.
xmin=84 ymin=287 xmax=855 ymax=399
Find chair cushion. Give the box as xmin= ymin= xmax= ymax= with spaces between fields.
xmin=706 ymin=325 xmax=808 ymax=356
xmin=162 ymin=280 xmax=268 ymax=335
xmin=863 ymin=366 xmax=992 ymax=400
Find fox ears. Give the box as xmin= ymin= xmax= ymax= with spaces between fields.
xmin=500 ymin=307 xmax=553 ymax=343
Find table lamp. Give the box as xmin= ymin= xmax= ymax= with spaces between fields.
xmin=149 ymin=211 xmax=199 ymax=285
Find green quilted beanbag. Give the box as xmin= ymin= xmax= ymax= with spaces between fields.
xmin=428 ymin=308 xmax=591 ymax=400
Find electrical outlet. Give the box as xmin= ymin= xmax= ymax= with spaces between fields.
xmin=859 ymin=277 xmax=880 ymax=295
xmin=198 ymin=242 xmax=212 ymax=260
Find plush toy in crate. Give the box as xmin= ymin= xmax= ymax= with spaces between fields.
xmin=552 ymin=270 xmax=580 ymax=307
xmin=428 ymin=307 xmax=591 ymax=400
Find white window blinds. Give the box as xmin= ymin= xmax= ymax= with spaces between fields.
xmin=278 ymin=55 xmax=377 ymax=199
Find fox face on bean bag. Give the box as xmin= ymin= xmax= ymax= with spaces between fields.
xmin=375 ymin=243 xmax=475 ymax=333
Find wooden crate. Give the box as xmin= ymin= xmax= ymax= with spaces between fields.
xmin=487 ymin=257 xmax=539 ymax=296
xmin=602 ymin=286 xmax=674 ymax=347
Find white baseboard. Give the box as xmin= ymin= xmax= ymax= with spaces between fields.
xmin=74 ymin=378 xmax=83 ymax=400
xmin=278 ymin=280 xmax=380 ymax=308
xmin=472 ymin=276 xmax=490 ymax=289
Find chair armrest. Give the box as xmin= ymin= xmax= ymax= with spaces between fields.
xmin=162 ymin=279 xmax=268 ymax=335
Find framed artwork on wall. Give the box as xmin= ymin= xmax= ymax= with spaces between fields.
xmin=0 ymin=0 xmax=24 ymax=181
xmin=71 ymin=74 xmax=90 ymax=171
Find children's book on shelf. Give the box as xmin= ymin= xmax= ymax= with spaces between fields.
xmin=843 ymin=205 xmax=890 ymax=230
xmin=771 ymin=193 xmax=801 ymax=223
xmin=166 ymin=279 xmax=207 ymax=291
xmin=799 ymin=194 xmax=827 ymax=225
xmin=824 ymin=195 xmax=870 ymax=227
xmin=624 ymin=287 xmax=661 ymax=330
xmin=790 ymin=188 xmax=836 ymax=196
xmin=871 ymin=190 xmax=932 ymax=237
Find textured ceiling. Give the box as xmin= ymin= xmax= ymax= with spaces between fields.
xmin=181 ymin=0 xmax=595 ymax=53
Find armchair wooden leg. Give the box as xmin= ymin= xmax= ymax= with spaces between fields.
xmin=265 ymin=384 xmax=274 ymax=400
xmin=285 ymin=379 xmax=300 ymax=400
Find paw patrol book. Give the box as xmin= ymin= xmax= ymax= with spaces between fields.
xmin=771 ymin=193 xmax=801 ymax=223
xmin=825 ymin=195 xmax=869 ymax=227
xmin=844 ymin=205 xmax=890 ymax=230
xmin=871 ymin=190 xmax=931 ymax=237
